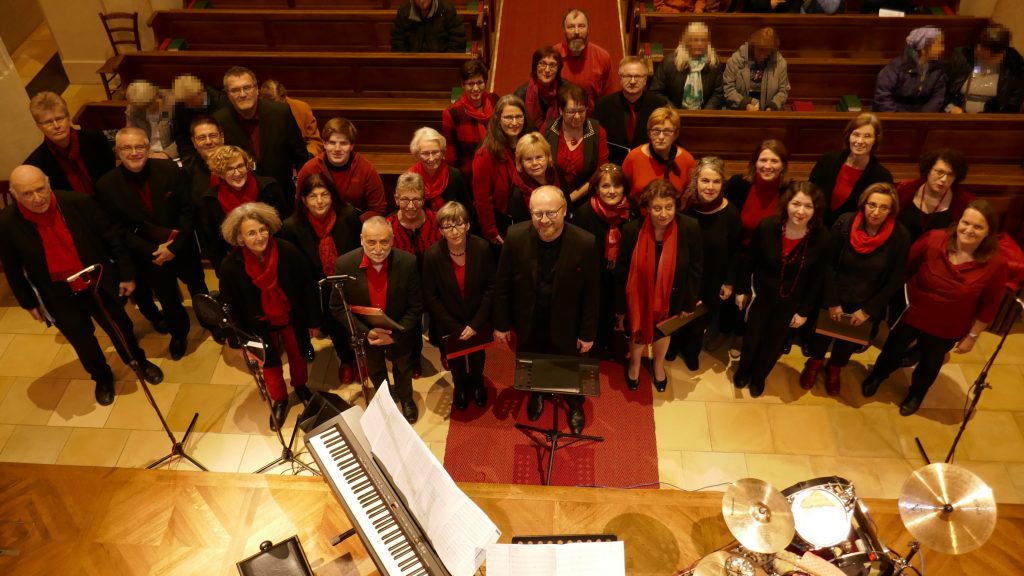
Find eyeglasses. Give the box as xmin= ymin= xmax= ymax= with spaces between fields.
xmin=649 ymin=128 xmax=675 ymax=137
xmin=464 ymin=80 xmax=485 ymax=88
xmin=530 ymin=209 xmax=563 ymax=221
xmin=931 ymin=168 xmax=955 ymax=179
xmin=563 ymin=108 xmax=587 ymax=117
xmin=620 ymin=74 xmax=646 ymax=81
xmin=227 ymin=84 xmax=256 ymax=96
xmin=36 ymin=115 xmax=68 ymax=127
xmin=118 ymin=145 xmax=149 ymax=154
xmin=865 ymin=202 xmax=892 ymax=213
xmin=418 ymin=149 xmax=443 ymax=159
xmin=242 ymin=227 xmax=269 ymax=240
xmin=537 ymin=62 xmax=559 ymax=71
xmin=441 ymin=221 xmax=467 ymax=231
xmin=225 ymin=163 xmax=248 ymax=175
xmin=194 ymin=133 xmax=222 ymax=143
xmin=397 ymin=197 xmax=424 ymax=206
xmin=501 ymin=114 xmax=525 ymax=122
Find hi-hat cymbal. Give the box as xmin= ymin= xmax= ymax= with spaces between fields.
xmin=693 ymin=551 xmax=767 ymax=576
xmin=722 ymin=478 xmax=795 ymax=554
xmin=898 ymin=463 xmax=997 ymax=555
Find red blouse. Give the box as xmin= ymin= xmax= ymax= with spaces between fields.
xmin=452 ymin=258 xmax=466 ymax=297
xmin=831 ymin=163 xmax=863 ymax=212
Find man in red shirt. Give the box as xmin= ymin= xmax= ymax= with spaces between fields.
xmin=555 ymin=8 xmax=618 ymax=112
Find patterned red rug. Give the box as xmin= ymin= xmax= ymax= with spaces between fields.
xmin=443 ymin=345 xmax=659 ymax=488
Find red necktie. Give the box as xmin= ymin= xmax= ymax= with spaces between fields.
xmin=625 ymin=102 xmax=637 ymax=144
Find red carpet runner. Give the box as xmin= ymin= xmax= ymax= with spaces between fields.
xmin=443 ymin=345 xmax=659 ymax=487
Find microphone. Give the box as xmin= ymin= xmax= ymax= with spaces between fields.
xmin=319 ymin=275 xmax=356 ymax=287
xmin=66 ymin=264 xmax=98 ymax=283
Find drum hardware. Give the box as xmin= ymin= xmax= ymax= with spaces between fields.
xmin=693 ymin=550 xmax=769 ymax=576
xmin=898 ymin=463 xmax=997 ymax=556
xmin=722 ymin=478 xmax=795 ymax=554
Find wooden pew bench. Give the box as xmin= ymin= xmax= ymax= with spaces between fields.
xmin=191 ymin=0 xmax=491 ymax=11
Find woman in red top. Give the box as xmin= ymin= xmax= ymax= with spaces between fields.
xmin=543 ymin=83 xmax=609 ymax=211
xmin=863 ymin=200 xmax=1007 ymax=416
xmin=622 ymin=107 xmax=696 ymax=196
xmin=295 ymin=117 xmax=388 ymax=221
xmin=442 ymin=59 xmax=498 ymax=186
xmin=472 ymin=95 xmax=534 ymax=244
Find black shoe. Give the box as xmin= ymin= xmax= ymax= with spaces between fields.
xmin=412 ymin=362 xmax=422 ymax=379
xmin=899 ymin=394 xmax=923 ymax=416
xmin=684 ymin=354 xmax=700 ymax=372
xmin=654 ymin=376 xmax=668 ymax=393
xmin=862 ymin=372 xmax=883 ymax=398
xmin=527 ymin=393 xmax=545 ymax=421
xmin=453 ymin=389 xmax=469 ymax=411
xmin=473 ymin=385 xmax=488 ymax=408
xmin=141 ymin=361 xmax=163 ymax=385
xmin=401 ymin=399 xmax=419 ymax=424
xmin=294 ymin=385 xmax=313 ymax=405
xmin=302 ymin=346 xmax=315 ymax=362
xmin=169 ymin=335 xmax=188 ymax=360
xmin=147 ymin=314 xmax=169 ymax=335
xmin=733 ymin=369 xmax=750 ymax=389
xmin=664 ymin=347 xmax=678 ymax=362
xmin=625 ymin=366 xmax=640 ymax=391
xmin=749 ymin=379 xmax=766 ymax=398
xmin=568 ymin=406 xmax=585 ymax=434
xmin=270 ymin=400 xmax=288 ymax=431
xmin=94 ymin=376 xmax=115 ymax=406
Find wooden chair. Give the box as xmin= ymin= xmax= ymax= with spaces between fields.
xmin=97 ymin=12 xmax=141 ymax=99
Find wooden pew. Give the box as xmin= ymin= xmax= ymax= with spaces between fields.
xmin=190 ymin=0 xmax=490 ymax=11
xmin=631 ymin=13 xmax=987 ymax=58
xmin=150 ymin=8 xmax=490 ymax=63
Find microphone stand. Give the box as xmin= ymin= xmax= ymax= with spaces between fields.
xmin=75 ymin=264 xmax=206 ymax=471
xmin=915 ymin=293 xmax=1024 ymax=464
xmin=320 ymin=276 xmax=375 ymax=407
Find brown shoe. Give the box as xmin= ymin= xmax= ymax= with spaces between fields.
xmin=825 ymin=363 xmax=842 ymax=396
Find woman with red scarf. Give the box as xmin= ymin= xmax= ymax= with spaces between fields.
xmin=801 ymin=183 xmax=910 ymax=395
xmin=472 ymin=95 xmax=535 ymax=244
xmin=442 ymin=59 xmax=497 ymax=187
xmin=407 ymin=127 xmax=471 ymax=216
xmin=514 ymin=47 xmax=569 ymax=128
xmin=201 ymin=145 xmax=288 ymax=274
xmin=219 ymin=202 xmax=320 ymax=430
xmin=544 ymin=83 xmax=609 ymax=210
xmin=616 ymin=180 xmax=702 ymax=392
xmin=574 ymin=164 xmax=639 ymax=359
xmin=507 ymin=133 xmax=561 ymax=223
xmin=280 ymin=173 xmax=362 ymax=385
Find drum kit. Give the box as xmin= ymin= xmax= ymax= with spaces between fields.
xmin=681 ymin=463 xmax=997 ymax=576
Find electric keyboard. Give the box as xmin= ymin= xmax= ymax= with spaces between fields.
xmin=306 ymin=407 xmax=451 ymax=576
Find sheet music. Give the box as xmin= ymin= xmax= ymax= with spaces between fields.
xmin=362 ymin=382 xmax=501 ymax=576
xmin=485 ymin=541 xmax=626 ymax=576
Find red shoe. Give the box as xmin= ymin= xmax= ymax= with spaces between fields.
xmin=338 ymin=363 xmax=355 ymax=384
xmin=825 ymin=363 xmax=842 ymax=396
xmin=799 ymin=358 xmax=824 ymax=390
xmin=440 ymin=354 xmax=449 ymax=371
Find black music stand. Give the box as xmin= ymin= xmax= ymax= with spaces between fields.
xmin=320 ymin=277 xmax=377 ymax=407
xmin=514 ymin=353 xmax=603 ymax=486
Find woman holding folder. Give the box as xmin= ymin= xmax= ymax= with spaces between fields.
xmin=423 ymin=201 xmax=496 ymax=411
xmin=616 ymin=180 xmax=703 ymax=392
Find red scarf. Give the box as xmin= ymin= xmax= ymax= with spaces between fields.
xmin=409 ymin=161 xmax=449 ymax=211
xmin=242 ymin=238 xmax=291 ymax=326
xmin=46 ymin=130 xmax=94 ymax=196
xmin=589 ymin=194 xmax=631 ymax=263
xmin=458 ymin=90 xmax=494 ymax=123
xmin=850 ymin=211 xmax=896 ymax=254
xmin=524 ymin=78 xmax=559 ymax=126
xmin=306 ymin=209 xmax=339 ymax=276
xmin=626 ymin=217 xmax=678 ymax=344
xmin=215 ymin=173 xmax=259 ymax=216
xmin=17 ymin=192 xmax=88 ymax=290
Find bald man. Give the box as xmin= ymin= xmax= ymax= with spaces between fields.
xmin=493 ymin=186 xmax=600 ymax=433
xmin=329 ymin=217 xmax=423 ymax=423
xmin=0 ymin=166 xmax=163 ymax=405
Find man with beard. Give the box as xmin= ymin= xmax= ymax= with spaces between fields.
xmin=593 ymin=56 xmax=670 ymax=165
xmin=555 ymin=8 xmax=618 ymax=112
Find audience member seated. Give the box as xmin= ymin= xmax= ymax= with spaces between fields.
xmin=544 ymin=83 xmax=609 ymax=209
xmin=25 ymin=91 xmax=114 ymax=196
xmin=391 ymin=0 xmax=467 ymax=53
xmin=422 ymin=201 xmax=496 ymax=412
xmin=472 ymin=95 xmax=534 ymax=245
xmin=0 ymin=165 xmax=164 ymax=407
xmin=408 ymin=127 xmax=471 ymax=214
xmin=218 ymin=202 xmax=319 ymax=430
xmin=616 ymin=179 xmax=702 ymax=393
xmin=296 ymin=117 xmax=388 ymax=221
xmin=182 ymin=115 xmax=224 ymax=206
xmin=515 ymin=47 xmax=570 ymax=129
xmin=508 ymin=132 xmax=561 ymax=224
xmin=555 ymin=8 xmax=617 ymax=111
xmin=622 ymin=106 xmax=696 ymax=196
xmin=214 ymin=66 xmax=309 ymax=214
xmin=443 ymin=59 xmax=497 ymax=187
xmin=745 ymin=0 xmax=843 ymax=13
xmin=595 ymin=56 xmax=670 ymax=166
xmin=863 ymin=200 xmax=1007 ymax=416
xmin=651 ymin=22 xmax=724 ymax=111
xmin=279 ymin=173 xmax=362 ymax=385
xmin=723 ymin=27 xmax=790 ymax=111
xmin=201 ymin=145 xmax=288 ymax=272
xmin=172 ymin=74 xmax=227 ymax=161
xmin=126 ymin=80 xmax=177 ymax=159
xmin=573 ymin=164 xmax=640 ymax=360
xmin=260 ymin=79 xmax=324 ymax=156
xmin=802 ymin=183 xmax=908 ymax=395
xmin=947 ymin=24 xmax=1024 ymax=114
xmin=874 ymin=26 xmax=947 ymax=113
xmin=809 ymin=113 xmax=893 ymax=226
xmin=733 ymin=182 xmax=830 ymax=398
xmin=896 ymin=148 xmax=974 ymax=242
xmin=655 ymin=0 xmax=705 ymax=12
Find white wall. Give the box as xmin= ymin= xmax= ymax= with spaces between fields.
xmin=0 ymin=37 xmax=45 ymax=177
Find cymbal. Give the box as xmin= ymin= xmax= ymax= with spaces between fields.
xmin=693 ymin=551 xmax=767 ymax=576
xmin=722 ymin=478 xmax=795 ymax=554
xmin=898 ymin=463 xmax=997 ymax=555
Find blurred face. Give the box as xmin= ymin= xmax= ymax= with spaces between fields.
xmin=597 ymin=174 xmax=625 ymax=206
xmin=225 ymin=73 xmax=258 ymax=115
xmin=34 ymin=108 xmax=72 ymax=147
xmin=221 ymin=155 xmax=249 ymax=190
xmin=414 ymin=0 xmax=432 ymax=13
xmin=463 ymin=75 xmax=485 ymax=105
xmin=325 ymin=132 xmax=353 ymax=166
xmin=530 ymin=190 xmax=566 ymax=242
xmin=755 ymin=149 xmax=783 ymax=182
xmin=396 ymin=188 xmax=425 ymax=221
xmin=787 ymin=192 xmax=815 ymax=227
xmin=753 ymin=45 xmax=772 ymax=64
xmin=648 ymin=120 xmax=676 ymax=156
xmin=685 ymin=30 xmax=709 ymax=58
xmin=191 ymin=122 xmax=224 ymax=160
xmin=116 ymin=132 xmax=149 ymax=173
xmin=925 ymin=36 xmax=945 ymax=61
xmin=417 ymin=139 xmax=444 ymax=173
xmin=926 ymin=159 xmax=956 ymax=195
xmin=956 ymin=208 xmax=989 ymax=250
xmin=440 ymin=218 xmax=469 ymax=247
xmin=563 ymin=12 xmax=589 ymax=54
xmin=619 ymin=62 xmax=647 ymax=101
xmin=863 ymin=192 xmax=893 ymax=230
xmin=848 ymin=124 xmax=876 ymax=159
xmin=649 ymin=196 xmax=676 ymax=230
xmin=11 ymin=171 xmax=51 ymax=214
xmin=361 ymin=222 xmax=393 ymax=264
xmin=521 ymin=147 xmax=549 ymax=181
xmin=499 ymin=105 xmax=525 ymax=139
xmin=695 ymin=167 xmax=724 ymax=204
xmin=303 ymin=186 xmax=333 ymax=219
xmin=562 ymin=98 xmax=587 ymax=130
xmin=536 ymin=56 xmax=559 ymax=85
xmin=239 ymin=218 xmax=270 ymax=256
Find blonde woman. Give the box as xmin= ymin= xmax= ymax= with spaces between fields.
xmin=651 ymin=21 xmax=724 ymax=110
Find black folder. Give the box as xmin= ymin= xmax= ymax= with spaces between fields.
xmin=655 ymin=302 xmax=708 ymax=338
xmin=441 ymin=329 xmax=494 ymax=360
xmin=814 ymin=309 xmax=872 ymax=345
xmin=349 ymin=306 xmax=405 ymax=331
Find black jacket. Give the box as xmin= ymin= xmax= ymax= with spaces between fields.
xmin=737 ymin=216 xmax=832 ymax=317
xmin=824 ymin=212 xmax=910 ymax=319
xmin=173 ymin=86 xmax=228 ymax=162
xmin=422 ymin=234 xmax=495 ymax=336
xmin=279 ymin=205 xmax=363 ymax=280
xmin=572 ymin=196 xmax=641 ymax=265
xmin=651 ymin=52 xmax=724 ymax=110
xmin=947 ymin=46 xmax=1024 ymax=113
xmin=330 ymin=247 xmax=423 ymax=347
xmin=543 ymin=116 xmax=604 ymax=198
xmin=24 ymin=130 xmax=115 ymax=192
xmin=199 ymin=175 xmax=288 ymax=273
xmin=614 ymin=214 xmax=704 ymax=317
xmin=390 ymin=0 xmax=466 ymax=53
xmin=808 ymin=150 xmax=893 ymax=225
xmin=592 ymin=91 xmax=670 ymax=166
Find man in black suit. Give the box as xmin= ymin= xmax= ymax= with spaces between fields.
xmin=172 ymin=74 xmax=228 ymax=162
xmin=330 ymin=217 xmax=423 ymax=423
xmin=96 ymin=127 xmax=209 ymax=360
xmin=592 ymin=56 xmax=669 ymax=165
xmin=24 ymin=91 xmax=115 ymax=198
xmin=0 ymin=166 xmax=163 ymax=405
xmin=213 ymin=66 xmax=309 ymax=215
xmin=493 ymin=186 xmax=600 ymax=434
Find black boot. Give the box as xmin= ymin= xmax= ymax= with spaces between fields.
xmin=270 ymin=400 xmax=288 ymax=431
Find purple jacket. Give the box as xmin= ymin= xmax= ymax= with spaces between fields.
xmin=873 ymin=52 xmax=947 ymax=112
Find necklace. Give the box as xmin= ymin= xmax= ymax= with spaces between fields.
xmin=449 ymin=249 xmax=466 ymax=257
xmin=779 ymin=223 xmax=809 ymax=299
